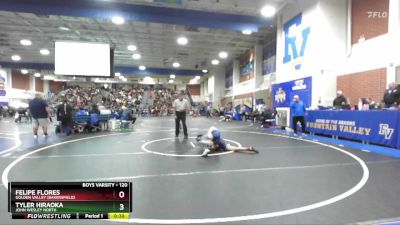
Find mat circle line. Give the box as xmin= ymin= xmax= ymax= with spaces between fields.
xmin=0 ymin=136 xmax=21 ymax=155
xmin=118 ymin=131 xmax=370 ymax=224
xmin=0 ymin=130 xmax=369 ymax=224
xmin=141 ymin=137 xmax=240 ymax=157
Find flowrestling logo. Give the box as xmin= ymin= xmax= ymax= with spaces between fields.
xmin=379 ymin=124 xmax=394 ymax=140
xmin=367 ymin=11 xmax=388 ymax=19
xmin=283 ymin=13 xmax=310 ymax=70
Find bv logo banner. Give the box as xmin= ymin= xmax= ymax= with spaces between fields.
xmin=379 ymin=124 xmax=394 ymax=140
xmin=283 ymin=13 xmax=310 ymax=70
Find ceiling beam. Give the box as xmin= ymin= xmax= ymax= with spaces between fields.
xmin=0 ymin=31 xmax=258 ymax=52
xmin=0 ymin=22 xmax=269 ymax=45
xmin=0 ymin=61 xmax=204 ymax=76
xmin=0 ymin=0 xmax=272 ymax=32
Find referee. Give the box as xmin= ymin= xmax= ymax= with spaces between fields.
xmin=174 ymin=92 xmax=190 ymax=139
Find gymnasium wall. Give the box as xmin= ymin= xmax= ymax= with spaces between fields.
xmin=337 ymin=68 xmax=387 ymax=106
xmin=35 ymin=77 xmax=43 ymax=92
xmin=220 ymin=97 xmax=232 ymax=108
xmin=351 ymin=0 xmax=389 ymax=44
xmin=334 ymin=0 xmax=398 ymax=101
xmin=187 ymin=84 xmax=200 ymax=96
xmin=11 ymin=69 xmax=29 ymax=90
xmin=275 ymin=0 xmax=398 ymax=107
xmin=276 ymin=0 xmax=347 ymax=106
xmin=50 ymin=81 xmax=65 ymax=93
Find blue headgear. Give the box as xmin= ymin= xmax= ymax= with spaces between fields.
xmin=211 ymin=130 xmax=221 ymax=140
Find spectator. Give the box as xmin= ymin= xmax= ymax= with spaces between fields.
xmin=14 ymin=107 xmax=30 ymax=123
xmin=218 ymin=105 xmax=224 ymax=116
xmin=240 ymin=104 xmax=246 ymax=121
xmin=333 ymin=90 xmax=348 ymax=109
xmin=383 ymin=82 xmax=400 ymax=108
xmin=56 ymin=99 xmax=73 ymax=136
xmin=260 ymin=107 xmax=276 ymax=128
xmin=121 ymin=106 xmax=136 ymax=125
xmin=29 ymin=94 xmax=50 ymax=138
xmin=50 ymin=85 xmax=180 ymax=119
xmin=90 ymin=103 xmax=100 ymax=114
xmin=290 ymin=95 xmax=306 ymax=136
xmin=367 ymin=97 xmax=380 ymax=110
xmin=251 ymin=108 xmax=260 ymax=123
xmin=206 ymin=103 xmax=211 ymax=118
xmin=76 ymin=107 xmax=89 ymax=116
xmin=272 ymin=107 xmax=278 ymax=118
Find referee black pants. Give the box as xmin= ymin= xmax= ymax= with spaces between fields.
xmin=292 ymin=116 xmax=306 ymax=134
xmin=175 ymin=111 xmax=188 ymax=137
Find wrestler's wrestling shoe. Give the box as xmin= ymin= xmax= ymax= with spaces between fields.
xmin=201 ymin=148 xmax=211 ymax=157
xmin=248 ymin=147 xmax=259 ymax=154
xmin=196 ymin=135 xmax=203 ymax=142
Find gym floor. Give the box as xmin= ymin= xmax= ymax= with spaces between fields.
xmin=0 ymin=117 xmax=400 ymax=225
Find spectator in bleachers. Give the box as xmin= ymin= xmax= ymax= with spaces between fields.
xmin=240 ymin=104 xmax=246 ymax=121
xmin=90 ymin=103 xmax=100 ymax=114
xmin=50 ymin=85 xmax=179 ymax=119
xmin=383 ymin=82 xmax=400 ymax=108
xmin=260 ymin=107 xmax=277 ymax=128
xmin=121 ymin=105 xmax=136 ymax=125
xmin=333 ymin=90 xmax=348 ymax=109
xmin=367 ymin=97 xmax=380 ymax=110
xmin=14 ymin=107 xmax=30 ymax=123
xmin=75 ymin=107 xmax=88 ymax=116
xmin=250 ymin=108 xmax=260 ymax=123
xmin=217 ymin=105 xmax=224 ymax=116
xmin=206 ymin=103 xmax=211 ymax=118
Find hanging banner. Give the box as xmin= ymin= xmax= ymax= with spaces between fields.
xmin=239 ymin=50 xmax=254 ymax=83
xmin=263 ymin=41 xmax=276 ymax=76
xmin=272 ymin=76 xmax=312 ymax=108
xmin=0 ymin=70 xmax=6 ymax=97
xmin=225 ymin=61 xmax=233 ymax=89
xmin=0 ymin=69 xmax=8 ymax=106
xmin=283 ymin=13 xmax=311 ymax=71
xmin=243 ymin=97 xmax=252 ymax=108
xmin=233 ymin=96 xmax=253 ymax=113
xmin=233 ymin=99 xmax=242 ymax=108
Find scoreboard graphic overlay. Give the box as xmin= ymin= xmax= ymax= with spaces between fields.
xmin=8 ymin=182 xmax=132 ymax=219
